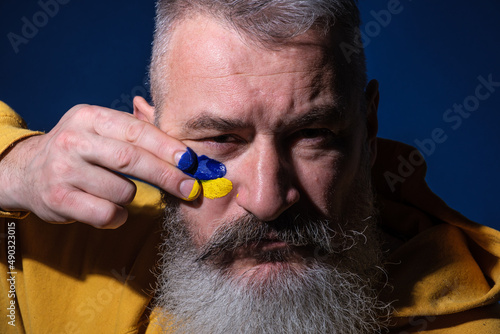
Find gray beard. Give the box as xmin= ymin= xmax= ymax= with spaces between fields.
xmin=153 ymin=164 xmax=392 ymax=333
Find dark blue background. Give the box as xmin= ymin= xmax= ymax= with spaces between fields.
xmin=1 ymin=0 xmax=499 ymax=228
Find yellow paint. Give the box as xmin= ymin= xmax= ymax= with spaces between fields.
xmin=201 ymin=178 xmax=233 ymax=199
xmin=182 ymin=180 xmax=201 ymax=201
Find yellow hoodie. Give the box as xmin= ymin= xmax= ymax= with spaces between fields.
xmin=1 ymin=101 xmax=499 ymax=333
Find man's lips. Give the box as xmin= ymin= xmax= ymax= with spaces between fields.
xmin=230 ymin=238 xmax=290 ymax=259
xmin=233 ymin=238 xmax=315 ymax=261
xmin=247 ymin=231 xmax=289 ymax=251
xmin=251 ymin=239 xmax=289 ymax=252
xmin=197 ymin=228 xmax=323 ymax=265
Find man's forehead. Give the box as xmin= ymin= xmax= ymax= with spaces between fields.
xmin=166 ymin=14 xmax=337 ymax=80
xmin=157 ymin=13 xmax=352 ymax=135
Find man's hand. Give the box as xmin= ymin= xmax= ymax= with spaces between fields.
xmin=0 ymin=104 xmax=199 ymax=228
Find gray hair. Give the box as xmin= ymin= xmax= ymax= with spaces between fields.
xmin=150 ymin=0 xmax=366 ymax=111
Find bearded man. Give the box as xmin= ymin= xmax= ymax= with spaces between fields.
xmin=1 ymin=0 xmax=499 ymax=333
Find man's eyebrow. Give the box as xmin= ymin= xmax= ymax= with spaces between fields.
xmin=184 ymin=113 xmax=248 ymax=132
xmin=284 ymin=106 xmax=345 ymax=129
xmin=183 ymin=106 xmax=344 ymax=132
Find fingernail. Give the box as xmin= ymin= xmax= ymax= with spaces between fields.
xmin=181 ymin=179 xmax=201 ymax=201
xmin=176 ymin=147 xmax=197 ymax=174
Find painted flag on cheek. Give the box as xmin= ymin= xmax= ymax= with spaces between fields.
xmin=177 ymin=147 xmax=233 ymax=199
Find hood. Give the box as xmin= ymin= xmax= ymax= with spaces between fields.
xmin=372 ymin=138 xmax=500 ymax=318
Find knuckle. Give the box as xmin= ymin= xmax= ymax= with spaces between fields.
xmin=59 ymin=104 xmax=93 ymax=126
xmin=97 ymin=112 xmax=115 ymax=132
xmin=155 ymin=167 xmax=177 ymax=189
xmin=116 ymin=181 xmax=137 ymax=205
xmin=94 ymin=205 xmax=127 ymax=229
xmin=123 ymin=182 xmax=137 ymax=203
xmin=53 ymin=131 xmax=92 ymax=156
xmin=50 ymin=159 xmax=73 ymax=178
xmin=53 ymin=130 xmax=78 ymax=152
xmin=124 ymin=121 xmax=146 ymax=143
xmin=46 ymin=185 xmax=72 ymax=209
xmin=114 ymin=145 xmax=137 ymax=170
xmin=66 ymin=104 xmax=89 ymax=117
xmin=84 ymin=106 xmax=119 ymax=134
xmin=72 ymin=104 xmax=99 ymax=121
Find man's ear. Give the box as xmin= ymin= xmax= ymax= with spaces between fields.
xmin=365 ymin=79 xmax=379 ymax=167
xmin=133 ymin=96 xmax=155 ymax=124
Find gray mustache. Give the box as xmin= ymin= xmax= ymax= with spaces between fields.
xmin=195 ymin=212 xmax=351 ymax=263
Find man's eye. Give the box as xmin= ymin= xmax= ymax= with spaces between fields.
xmin=197 ymin=134 xmax=245 ymax=158
xmin=291 ymin=128 xmax=338 ymax=149
xmin=202 ymin=135 xmax=245 ymax=151
xmin=210 ymin=135 xmax=237 ymax=143
xmin=296 ymin=128 xmax=336 ymax=140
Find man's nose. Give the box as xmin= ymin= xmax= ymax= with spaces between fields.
xmin=236 ymin=144 xmax=300 ymax=221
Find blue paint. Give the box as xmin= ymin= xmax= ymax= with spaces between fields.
xmin=179 ymin=150 xmax=227 ymax=181
xmin=192 ymin=155 xmax=227 ymax=180
xmin=177 ymin=147 xmax=198 ymax=174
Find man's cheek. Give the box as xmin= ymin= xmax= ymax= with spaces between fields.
xmin=295 ymin=159 xmax=342 ymax=213
xmin=180 ymin=207 xmax=221 ymax=247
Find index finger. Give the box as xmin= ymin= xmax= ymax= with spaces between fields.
xmin=91 ymin=106 xmax=193 ymax=171
xmin=81 ymin=105 xmax=201 ymax=200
